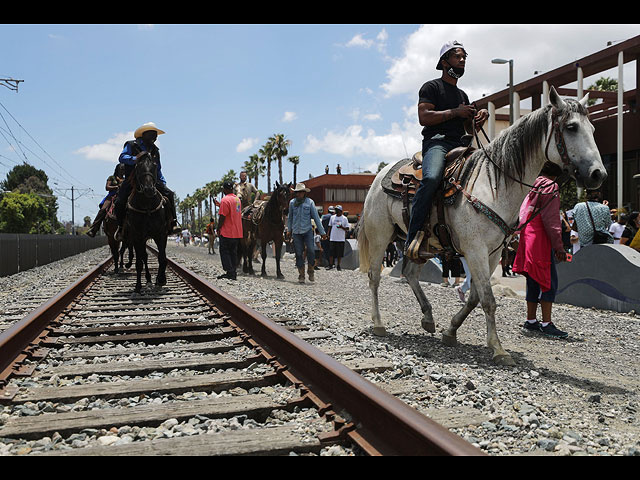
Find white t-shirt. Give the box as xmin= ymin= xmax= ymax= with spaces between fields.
xmin=329 ymin=214 xmax=349 ymax=242
xmin=609 ymin=222 xmax=625 ymax=244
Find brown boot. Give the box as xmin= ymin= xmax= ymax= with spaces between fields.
xmin=307 ymin=264 xmax=315 ymax=282
xmin=298 ymin=267 xmax=305 ymax=284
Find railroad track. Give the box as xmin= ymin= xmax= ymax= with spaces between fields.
xmin=0 ymin=247 xmax=482 ymax=456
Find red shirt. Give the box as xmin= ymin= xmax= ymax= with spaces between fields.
xmin=219 ymin=193 xmax=243 ymax=238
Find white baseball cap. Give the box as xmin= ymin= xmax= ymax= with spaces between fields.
xmin=436 ymin=40 xmax=466 ymax=70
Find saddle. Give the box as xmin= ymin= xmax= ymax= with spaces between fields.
xmin=382 ymin=135 xmax=476 ymax=262
xmin=242 ymin=200 xmax=267 ymax=226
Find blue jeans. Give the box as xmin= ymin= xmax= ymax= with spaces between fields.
xmin=406 ymin=135 xmax=461 ymax=245
xmin=292 ymin=230 xmax=315 ymax=268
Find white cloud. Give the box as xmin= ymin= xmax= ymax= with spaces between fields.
xmin=282 ymin=111 xmax=297 ymax=122
xmin=346 ymin=34 xmax=374 ymax=49
xmin=74 ymin=132 xmax=133 ymax=163
xmin=345 ymin=28 xmax=388 ymax=54
xmin=380 ymin=24 xmax=640 ymax=102
xmin=236 ymin=137 xmax=259 ymax=152
xmin=304 ymin=118 xmax=421 ymax=163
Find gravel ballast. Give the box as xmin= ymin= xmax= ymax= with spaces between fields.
xmin=1 ymin=243 xmax=638 ymax=456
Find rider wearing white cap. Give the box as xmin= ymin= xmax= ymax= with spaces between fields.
xmin=405 ymin=41 xmax=489 ymax=262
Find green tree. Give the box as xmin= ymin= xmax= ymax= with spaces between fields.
xmin=270 ymin=133 xmax=291 ymax=185
xmin=288 ymin=155 xmax=300 ymax=184
xmin=586 ymin=77 xmax=618 ymax=106
xmin=0 ymin=192 xmax=48 ymax=233
xmin=0 ymin=164 xmax=60 ymax=233
xmin=259 ymin=141 xmax=274 ymax=194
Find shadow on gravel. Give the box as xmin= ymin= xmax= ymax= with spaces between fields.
xmin=366 ymin=329 xmax=633 ymax=396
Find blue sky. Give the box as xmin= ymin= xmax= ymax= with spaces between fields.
xmin=0 ymin=24 xmax=638 ymax=224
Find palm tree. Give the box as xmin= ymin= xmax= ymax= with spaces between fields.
xmin=270 ymin=133 xmax=291 ymax=185
xmin=288 ymin=155 xmax=300 ymax=185
xmin=253 ymin=154 xmax=266 ymax=189
xmin=259 ymin=141 xmax=274 ymax=194
xmin=193 ymin=188 xmax=207 ymax=234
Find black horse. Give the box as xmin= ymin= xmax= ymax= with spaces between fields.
xmin=124 ymin=153 xmax=169 ymax=293
xmin=240 ymin=182 xmax=291 ymax=278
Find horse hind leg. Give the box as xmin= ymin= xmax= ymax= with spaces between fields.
xmin=402 ymin=260 xmax=435 ymax=333
xmin=442 ymin=254 xmax=514 ymax=366
xmin=442 ymin=282 xmax=480 ymax=346
xmin=365 ymin=232 xmax=393 ymax=336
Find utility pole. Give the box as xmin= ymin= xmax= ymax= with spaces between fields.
xmin=55 ymin=186 xmax=92 ymax=235
xmin=0 ymin=78 xmax=24 ymax=92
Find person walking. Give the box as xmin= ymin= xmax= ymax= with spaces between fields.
xmin=512 ymin=162 xmax=569 ymax=339
xmin=320 ymin=206 xmax=334 ymax=267
xmin=216 ymin=181 xmax=243 ymax=280
xmin=205 ymin=217 xmax=216 ymax=254
xmin=327 ymin=205 xmax=349 ymax=271
xmin=286 ymin=183 xmax=326 ymax=283
xmin=572 ymin=190 xmax=613 ymax=246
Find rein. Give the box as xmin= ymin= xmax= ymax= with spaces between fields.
xmin=448 ymin=108 xmax=572 ymax=255
xmin=127 ymin=158 xmax=165 ymax=216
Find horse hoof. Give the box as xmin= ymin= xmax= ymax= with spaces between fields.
xmin=372 ymin=326 xmax=387 ymax=337
xmin=277 ymin=274 xmax=284 ymax=280
xmin=493 ymin=354 xmax=515 ymax=366
xmin=442 ymin=333 xmax=457 ymax=347
xmin=421 ymin=320 xmax=436 ymax=333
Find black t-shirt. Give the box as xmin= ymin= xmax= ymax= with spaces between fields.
xmin=418 ymin=78 xmax=470 ymax=141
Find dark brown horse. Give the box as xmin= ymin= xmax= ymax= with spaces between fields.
xmin=124 ymin=153 xmax=169 ymax=293
xmin=240 ymin=181 xmax=291 ymax=278
xmin=104 ymin=202 xmax=133 ymax=273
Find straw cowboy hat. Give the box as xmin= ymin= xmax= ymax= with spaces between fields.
xmin=292 ymin=183 xmax=310 ymax=193
xmin=134 ymin=122 xmax=166 ymax=139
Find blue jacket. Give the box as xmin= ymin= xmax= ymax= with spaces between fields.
xmin=119 ymin=138 xmax=166 ymax=184
xmin=287 ymin=197 xmax=325 ymax=236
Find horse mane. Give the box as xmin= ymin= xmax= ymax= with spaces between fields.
xmin=263 ymin=184 xmax=289 ymax=222
xmin=464 ymin=99 xmax=588 ymax=189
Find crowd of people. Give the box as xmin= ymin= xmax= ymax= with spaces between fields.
xmin=172 ymin=178 xmax=358 ymax=284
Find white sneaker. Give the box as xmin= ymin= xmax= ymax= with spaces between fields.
xmin=455 ymin=285 xmax=466 ymax=303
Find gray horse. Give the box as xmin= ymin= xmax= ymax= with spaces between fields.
xmin=358 ymin=87 xmax=606 ymax=366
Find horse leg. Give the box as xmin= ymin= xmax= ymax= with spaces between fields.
xmin=126 ymin=245 xmax=133 ymax=269
xmin=109 ymin=239 xmax=120 ymax=274
xmin=364 ymin=227 xmax=395 ymax=336
xmin=155 ymin=236 xmax=168 ymax=287
xmin=260 ymin=241 xmax=268 ymax=277
xmin=402 ymin=260 xmax=435 ymax=333
xmin=442 ymin=252 xmax=514 ymax=366
xmin=444 ymin=283 xmax=480 ymax=341
xmin=275 ymin=240 xmax=284 ymax=279
xmin=118 ymin=243 xmax=126 ymax=271
xmin=133 ymin=242 xmax=145 ymax=293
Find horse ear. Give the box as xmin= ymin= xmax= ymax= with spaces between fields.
xmin=275 ymin=181 xmax=280 ymax=188
xmin=579 ymin=92 xmax=590 ymax=107
xmin=549 ymin=86 xmax=566 ymax=110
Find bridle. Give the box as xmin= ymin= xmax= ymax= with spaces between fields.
xmin=544 ymin=106 xmax=573 ymax=170
xmin=447 ymin=105 xmax=576 ymax=255
xmin=127 ymin=154 xmax=165 ymax=215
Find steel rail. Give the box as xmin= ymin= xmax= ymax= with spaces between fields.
xmin=0 ymin=255 xmax=113 ymax=391
xmin=151 ymin=246 xmax=483 ymax=456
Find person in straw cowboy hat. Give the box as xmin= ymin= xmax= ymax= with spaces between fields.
xmin=114 ymin=122 xmax=178 ymax=240
xmin=286 ymin=182 xmax=326 ymax=283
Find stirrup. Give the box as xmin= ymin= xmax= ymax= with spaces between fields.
xmin=115 ymin=226 xmax=123 ymax=241
xmin=405 ymin=231 xmax=432 ymax=264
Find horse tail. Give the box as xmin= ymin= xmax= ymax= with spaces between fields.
xmin=357 ymin=215 xmax=370 ymax=273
